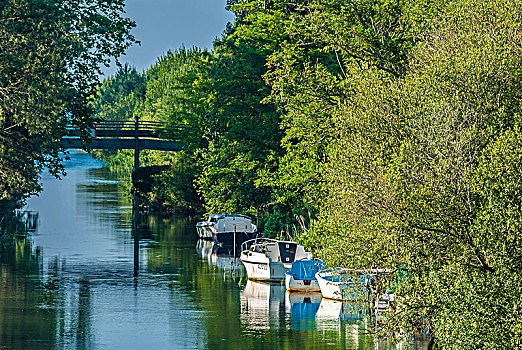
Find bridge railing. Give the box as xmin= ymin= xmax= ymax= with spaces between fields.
xmin=65 ymin=120 xmax=184 ymax=140
xmin=95 ymin=120 xmax=163 ymax=139
xmin=61 ymin=119 xmax=185 ymax=152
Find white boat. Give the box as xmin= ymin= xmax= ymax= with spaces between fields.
xmin=315 ymin=268 xmax=375 ymax=301
xmin=196 ymin=214 xmax=259 ymax=247
xmin=196 ymin=214 xmax=221 ymax=240
xmin=240 ymin=238 xmax=313 ymax=282
xmin=285 ymin=259 xmax=326 ymax=293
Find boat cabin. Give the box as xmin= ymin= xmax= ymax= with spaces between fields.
xmin=212 ymin=214 xmax=257 ymax=234
xmin=242 ymin=238 xmax=311 ymax=264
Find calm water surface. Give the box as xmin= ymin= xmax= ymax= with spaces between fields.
xmin=0 ymin=150 xmax=426 ymax=349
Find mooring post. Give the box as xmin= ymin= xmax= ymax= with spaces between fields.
xmin=233 ymin=225 xmax=237 ymax=264
xmin=133 ymin=228 xmax=140 ymax=276
xmin=132 ymin=114 xmax=140 ymax=219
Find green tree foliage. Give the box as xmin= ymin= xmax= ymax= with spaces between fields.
xmin=92 ymin=64 xmax=145 ymax=122
xmin=137 ymin=48 xmax=209 ymax=213
xmin=92 ymin=49 xmax=210 ymax=213
xmin=228 ymin=0 xmax=431 ymax=229
xmin=0 ymin=0 xmax=135 ymax=212
xmin=193 ymin=27 xmax=285 ymax=222
xmin=230 ymin=0 xmax=522 ymax=346
xmin=142 ymin=48 xmax=209 ymax=148
xmin=297 ymin=0 xmax=522 ymax=347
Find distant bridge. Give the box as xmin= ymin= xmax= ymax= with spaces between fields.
xmin=60 ymin=118 xmax=184 ymax=152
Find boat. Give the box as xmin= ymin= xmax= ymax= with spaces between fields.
xmin=315 ymin=268 xmax=375 ymax=301
xmin=196 ymin=213 xmax=259 ymax=247
xmin=285 ymin=259 xmax=326 ymax=293
xmin=239 ymin=238 xmax=313 ymax=282
xmin=196 ymin=214 xmax=220 ymax=239
xmin=195 ymin=214 xmax=223 ymax=240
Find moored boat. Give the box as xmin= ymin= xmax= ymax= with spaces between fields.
xmin=196 ymin=214 xmax=259 ymax=247
xmin=196 ymin=214 xmax=222 ymax=240
xmin=240 ymin=238 xmax=313 ymax=282
xmin=285 ymin=259 xmax=326 ymax=293
xmin=315 ymin=268 xmax=375 ymax=301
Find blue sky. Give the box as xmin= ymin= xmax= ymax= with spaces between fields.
xmin=103 ymin=0 xmax=235 ymax=75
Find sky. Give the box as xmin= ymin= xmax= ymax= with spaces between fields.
xmin=102 ymin=0 xmax=235 ymax=76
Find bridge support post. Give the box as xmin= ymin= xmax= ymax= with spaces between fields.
xmin=134 ymin=114 xmax=140 ymax=170
xmin=133 ymin=114 xmax=140 ymax=277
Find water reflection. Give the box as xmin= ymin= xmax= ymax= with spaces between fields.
xmin=0 ymin=241 xmax=57 ymax=349
xmin=285 ymin=292 xmax=322 ymax=331
xmin=0 ymin=150 xmax=428 ymax=349
xmin=18 ymin=210 xmax=39 ymax=232
xmin=240 ymin=280 xmax=286 ymax=331
xmin=196 ymin=240 xmax=243 ymax=272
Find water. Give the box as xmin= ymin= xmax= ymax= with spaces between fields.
xmin=0 ymin=150 xmax=426 ymax=349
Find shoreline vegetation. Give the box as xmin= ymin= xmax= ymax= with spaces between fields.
xmin=2 ymin=0 xmax=522 ymax=348
xmin=1 ymin=0 xmax=135 ymax=246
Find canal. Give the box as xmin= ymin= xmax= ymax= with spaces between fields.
xmin=0 ymin=150 xmax=425 ymax=349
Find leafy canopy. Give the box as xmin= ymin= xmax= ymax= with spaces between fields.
xmin=0 ymin=0 xmax=135 ymax=210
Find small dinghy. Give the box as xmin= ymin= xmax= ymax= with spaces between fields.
xmin=285 ymin=259 xmax=326 ymax=293
xmin=315 ymin=268 xmax=374 ymax=301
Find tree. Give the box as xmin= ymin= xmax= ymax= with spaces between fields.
xmin=307 ymin=0 xmax=522 ymax=347
xmin=233 ymin=0 xmax=522 ymax=346
xmin=191 ymin=21 xmax=285 ymax=222
xmin=227 ymin=0 xmax=428 ymax=235
xmin=138 ymin=48 xmax=210 ymax=213
xmin=92 ymin=64 xmax=146 ymax=122
xmin=0 ymin=0 xmax=135 ymax=213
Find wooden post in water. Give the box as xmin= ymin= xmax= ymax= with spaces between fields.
xmin=233 ymin=225 xmax=236 ymax=264
xmin=133 ymin=224 xmax=140 ymax=277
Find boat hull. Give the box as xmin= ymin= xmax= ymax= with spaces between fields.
xmin=316 ymin=271 xmax=371 ymax=301
xmin=196 ymin=223 xmax=213 ymax=240
xmin=240 ymin=255 xmax=289 ymax=282
xmin=213 ymin=231 xmax=260 ymax=248
xmin=285 ymin=274 xmax=321 ymax=293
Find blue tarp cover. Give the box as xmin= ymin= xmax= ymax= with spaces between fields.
xmin=287 ymin=260 xmax=326 ymax=280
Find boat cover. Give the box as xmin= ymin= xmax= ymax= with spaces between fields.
xmin=287 ymin=260 xmax=327 ymax=280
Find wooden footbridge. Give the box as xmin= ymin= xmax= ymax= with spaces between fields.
xmin=61 ymin=117 xmax=183 ymax=152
